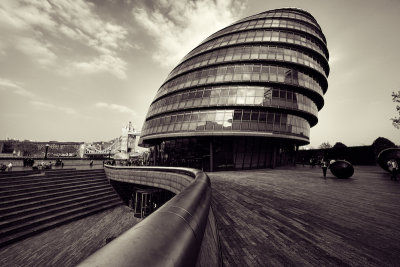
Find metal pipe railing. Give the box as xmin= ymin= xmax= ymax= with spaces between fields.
xmin=78 ymin=166 xmax=211 ymax=267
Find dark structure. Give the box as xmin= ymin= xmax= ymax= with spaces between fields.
xmin=140 ymin=8 xmax=329 ymax=171
xmin=330 ymin=160 xmax=354 ymax=179
xmin=377 ymin=148 xmax=400 ymax=172
xmin=297 ymin=145 xmax=377 ymax=166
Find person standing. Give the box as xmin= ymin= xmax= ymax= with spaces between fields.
xmin=321 ymin=160 xmax=328 ymax=178
xmin=7 ymin=162 xmax=12 ymax=172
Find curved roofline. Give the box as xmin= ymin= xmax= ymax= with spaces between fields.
xmin=261 ymin=7 xmax=318 ymax=23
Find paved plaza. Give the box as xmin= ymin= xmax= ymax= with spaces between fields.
xmin=209 ymin=165 xmax=400 ymax=266
xmin=1 ymin=165 xmax=399 ymax=266
xmin=208 ymin=165 xmax=400 ymax=266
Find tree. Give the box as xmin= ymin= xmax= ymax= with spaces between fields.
xmin=333 ymin=142 xmax=347 ymax=149
xmin=319 ymin=142 xmax=332 ymax=149
xmin=372 ymin=137 xmax=396 ymax=158
xmin=331 ymin=142 xmax=348 ymax=159
xmin=16 ymin=141 xmax=38 ymax=156
xmin=1 ymin=141 xmax=15 ymax=153
xmin=391 ymin=91 xmax=400 ymax=129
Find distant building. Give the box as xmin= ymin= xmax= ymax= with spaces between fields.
xmin=84 ymin=122 xmax=141 ymax=159
xmin=0 ymin=140 xmax=83 ymax=157
xmin=139 ymin=8 xmax=329 ymax=171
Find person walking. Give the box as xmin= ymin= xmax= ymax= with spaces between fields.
xmin=321 ymin=160 xmax=328 ymax=178
xmin=390 ymin=160 xmax=398 ymax=181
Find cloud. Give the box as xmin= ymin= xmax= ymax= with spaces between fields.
xmin=132 ymin=0 xmax=247 ymax=67
xmin=0 ymin=0 xmax=132 ymax=79
xmin=0 ymin=78 xmax=36 ymax=98
xmin=74 ymin=54 xmax=127 ymax=79
xmin=95 ymin=102 xmax=137 ymax=116
xmin=16 ymin=37 xmax=57 ymax=66
xmin=31 ymin=100 xmax=77 ymax=115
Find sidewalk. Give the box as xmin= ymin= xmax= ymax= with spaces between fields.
xmin=208 ymin=165 xmax=400 ymax=266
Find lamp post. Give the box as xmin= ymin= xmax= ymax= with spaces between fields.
xmin=44 ymin=144 xmax=49 ymax=159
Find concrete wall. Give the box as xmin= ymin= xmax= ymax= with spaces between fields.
xmin=79 ymin=166 xmax=221 ymax=267
xmin=104 ymin=167 xmax=193 ymax=194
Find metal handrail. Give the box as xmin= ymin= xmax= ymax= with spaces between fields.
xmin=78 ymin=166 xmax=211 ymax=267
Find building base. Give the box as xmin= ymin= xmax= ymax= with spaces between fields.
xmin=149 ymin=136 xmax=299 ymax=171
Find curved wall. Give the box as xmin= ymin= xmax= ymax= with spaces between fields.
xmin=79 ymin=166 xmax=220 ymax=267
xmin=140 ymin=8 xmax=329 ymax=170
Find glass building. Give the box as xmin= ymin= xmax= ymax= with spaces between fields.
xmin=139 ymin=8 xmax=329 ymax=171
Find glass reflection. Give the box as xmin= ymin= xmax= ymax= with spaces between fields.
xmin=157 ymin=63 xmax=324 ymax=100
xmin=148 ymin=85 xmax=318 ymax=118
xmin=142 ymin=108 xmax=310 ymax=139
xmin=168 ymin=45 xmax=327 ymax=82
xmin=181 ymin=29 xmax=327 ymax=65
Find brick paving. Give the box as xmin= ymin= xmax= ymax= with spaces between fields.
xmin=0 ymin=205 xmax=140 ymax=267
xmin=208 ymin=166 xmax=400 ymax=267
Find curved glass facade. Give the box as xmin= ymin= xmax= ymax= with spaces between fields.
xmin=180 ymin=29 xmax=328 ymax=64
xmin=146 ymin=86 xmax=319 ymax=123
xmin=139 ymin=8 xmax=329 ymax=171
xmin=166 ymin=45 xmax=327 ymax=82
xmin=142 ymin=109 xmax=310 ymax=138
xmin=200 ymin=18 xmax=326 ymax=52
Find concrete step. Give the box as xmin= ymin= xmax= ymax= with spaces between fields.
xmin=0 ymin=170 xmax=41 ymax=178
xmin=0 ymin=173 xmax=43 ymax=183
xmin=0 ymin=182 xmax=111 ymax=206
xmin=0 ymin=180 xmax=106 ymax=202
xmin=0 ymin=171 xmax=106 ymax=186
xmin=0 ymin=197 xmax=122 ymax=238
xmin=0 ymin=167 xmax=124 ymax=249
xmin=42 ymin=168 xmax=76 ymax=174
xmin=44 ymin=169 xmax=105 ymax=177
xmin=0 ymin=193 xmax=121 ymax=230
xmin=0 ymin=174 xmax=107 ymax=191
xmin=0 ymin=200 xmax=122 ymax=248
xmin=0 ymin=187 xmax=115 ymax=218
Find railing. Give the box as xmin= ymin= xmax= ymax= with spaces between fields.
xmin=78 ymin=166 xmax=220 ymax=267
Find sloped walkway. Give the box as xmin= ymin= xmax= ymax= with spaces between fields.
xmin=0 ymin=205 xmax=140 ymax=267
xmin=209 ymin=166 xmax=400 ymax=266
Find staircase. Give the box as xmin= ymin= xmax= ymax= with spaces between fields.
xmin=0 ymin=168 xmax=123 ymax=248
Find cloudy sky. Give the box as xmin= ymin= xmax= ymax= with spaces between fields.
xmin=0 ymin=0 xmax=399 ymax=147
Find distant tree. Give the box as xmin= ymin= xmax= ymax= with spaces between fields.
xmin=1 ymin=141 xmax=15 ymax=153
xmin=391 ymin=91 xmax=400 ymax=129
xmin=331 ymin=142 xmax=348 ymax=159
xmin=319 ymin=142 xmax=332 ymax=149
xmin=372 ymin=137 xmax=396 ymax=158
xmin=63 ymin=145 xmax=78 ymax=155
xmin=333 ymin=142 xmax=347 ymax=149
xmin=16 ymin=141 xmax=38 ymax=156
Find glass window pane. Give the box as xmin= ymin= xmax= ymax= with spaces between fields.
xmin=242 ymin=111 xmax=251 ymax=121
xmin=259 ymin=112 xmax=266 ymax=122
xmin=267 ymin=113 xmax=274 ymax=124
xmin=250 ymin=111 xmax=259 ymax=121
xmin=269 ymin=66 xmax=277 ymax=81
xmin=233 ymin=110 xmax=242 ymax=120
xmin=274 ymin=114 xmax=280 ymax=124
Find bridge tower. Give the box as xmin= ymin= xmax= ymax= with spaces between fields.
xmin=120 ymin=121 xmax=138 ymax=157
